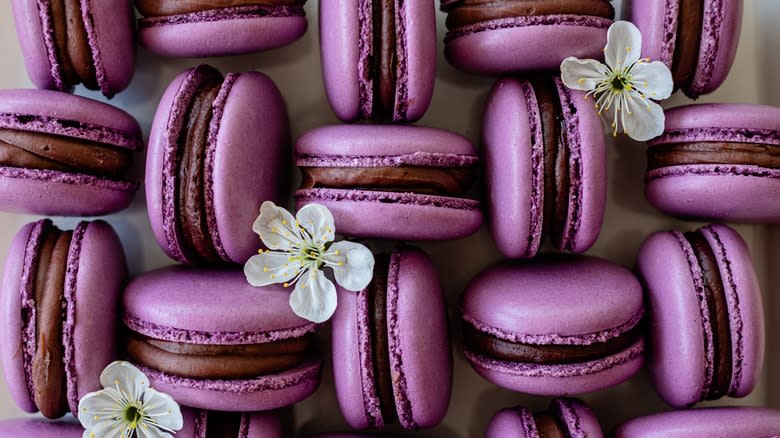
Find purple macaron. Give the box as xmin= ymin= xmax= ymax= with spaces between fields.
xmin=462 ymin=255 xmax=645 ymax=395
xmin=0 ymin=89 xmax=142 ymax=217
xmin=615 ymin=407 xmax=780 ymax=438
xmin=486 ymin=399 xmax=604 ymax=438
xmin=0 ymin=219 xmax=127 ymax=419
xmin=331 ymin=246 xmax=452 ymax=430
xmin=631 ymin=0 xmax=742 ymax=98
xmin=637 ymin=224 xmax=764 ymax=408
xmin=484 ymin=76 xmax=606 ymax=259
xmin=441 ymin=0 xmax=614 ymax=75
xmin=123 ymin=266 xmax=322 ymax=412
xmin=0 ymin=418 xmax=83 ymax=437
xmin=146 ymin=64 xmax=288 ymax=265
xmin=645 ymin=104 xmax=780 ymax=222
xmin=295 ymin=125 xmax=482 ymax=240
xmin=11 ymin=0 xmax=135 ymax=97
xmin=177 ymin=408 xmax=282 ymax=438
xmin=135 ymin=1 xmax=308 ymax=57
xmin=320 ymin=0 xmax=436 ymax=122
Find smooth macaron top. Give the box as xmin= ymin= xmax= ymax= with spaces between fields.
xmin=652 ymin=104 xmax=780 ymax=142
xmin=637 ymin=224 xmax=764 ymax=408
xmin=615 ymin=407 xmax=780 ymax=438
xmin=0 ymin=418 xmax=83 ymax=437
xmin=463 ymin=255 xmax=643 ymax=341
xmin=486 ymin=398 xmax=604 ymax=438
xmin=146 ymin=64 xmax=288 ymax=265
xmin=123 ymin=266 xmax=316 ymax=343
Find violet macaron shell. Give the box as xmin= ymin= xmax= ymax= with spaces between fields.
xmin=444 ymin=16 xmax=611 ymax=75
xmin=331 ymin=247 xmax=452 ymax=430
xmin=0 ymin=418 xmax=83 ymax=437
xmin=631 ymin=0 xmax=742 ymax=98
xmin=486 ymin=399 xmax=603 ymax=438
xmin=123 ymin=267 xmax=321 ymax=412
xmin=146 ymin=66 xmax=287 ymax=264
xmin=177 ymin=408 xmax=282 ymax=438
xmin=11 ymin=0 xmax=135 ymax=97
xmin=295 ymin=125 xmax=481 ymax=241
xmin=646 ymin=104 xmax=780 ymax=222
xmin=320 ymin=0 xmax=436 ymax=122
xmin=462 ymin=256 xmax=644 ymax=395
xmin=0 ymin=89 xmax=142 ymax=216
xmin=484 ymin=77 xmax=606 ymax=258
xmin=615 ymin=407 xmax=780 ymax=438
xmin=138 ymin=11 xmax=307 ymax=58
xmin=0 ymin=220 xmax=126 ymax=416
xmin=637 ymin=224 xmax=764 ymax=408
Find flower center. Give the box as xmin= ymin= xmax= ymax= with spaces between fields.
xmin=610 ymin=74 xmax=629 ymax=91
xmin=124 ymin=405 xmax=142 ymax=427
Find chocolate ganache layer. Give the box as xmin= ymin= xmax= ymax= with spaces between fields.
xmin=50 ymin=0 xmax=98 ymax=90
xmin=299 ymin=166 xmax=476 ymax=196
xmin=533 ymin=413 xmax=568 ymax=438
xmin=444 ymin=0 xmax=615 ymax=30
xmin=671 ymin=0 xmax=704 ymax=89
xmin=647 ymin=142 xmax=780 ymax=170
xmin=366 ymin=254 xmax=396 ymax=425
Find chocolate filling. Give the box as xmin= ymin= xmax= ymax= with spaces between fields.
xmin=463 ymin=323 xmax=641 ymax=365
xmin=444 ymin=0 xmax=615 ymax=30
xmin=30 ymin=224 xmax=72 ymax=419
xmin=684 ymin=231 xmax=732 ymax=400
xmin=671 ymin=0 xmax=704 ymax=89
xmin=205 ymin=411 xmax=244 ymax=438
xmin=647 ymin=142 xmax=780 ymax=170
xmin=530 ymin=77 xmax=570 ymax=249
xmin=49 ymin=0 xmax=98 ymax=90
xmin=367 ymin=254 xmax=397 ymax=425
xmin=371 ymin=0 xmax=397 ymax=118
xmin=134 ymin=0 xmax=302 ymax=17
xmin=299 ymin=166 xmax=476 ymax=196
xmin=175 ymin=75 xmax=224 ymax=264
xmin=126 ymin=333 xmax=315 ymax=380
xmin=0 ymin=129 xmax=132 ymax=177
xmin=534 ymin=413 xmax=569 ymax=438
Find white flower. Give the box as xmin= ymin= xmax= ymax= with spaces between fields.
xmin=78 ymin=361 xmax=183 ymax=438
xmin=560 ymin=20 xmax=673 ymax=142
xmin=244 ymin=201 xmax=375 ymax=323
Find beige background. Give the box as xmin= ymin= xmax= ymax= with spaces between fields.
xmin=0 ymin=1 xmax=778 ymax=436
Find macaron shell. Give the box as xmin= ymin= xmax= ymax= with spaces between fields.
xmin=688 ymin=0 xmax=743 ymax=98
xmin=212 ymin=71 xmax=288 ymax=263
xmin=398 ymin=0 xmax=436 ymax=121
xmin=614 ymin=407 xmax=780 ymax=438
xmin=0 ymin=222 xmax=36 ymax=413
xmin=11 ymin=0 xmax=57 ymax=90
xmin=699 ymin=224 xmax=764 ymax=397
xmin=247 ymin=411 xmax=283 ymax=437
xmin=139 ymin=16 xmax=307 ymax=57
xmin=444 ymin=19 xmax=610 ymax=75
xmin=390 ymin=247 xmax=452 ymax=428
xmin=553 ymin=398 xmax=604 ymax=438
xmin=86 ymin=0 xmax=136 ymax=96
xmin=0 ymin=418 xmax=83 ymax=437
xmin=483 ymin=78 xmax=537 ymax=258
xmin=320 ymin=0 xmax=360 ymax=121
xmin=486 ymin=407 xmax=533 ymax=438
xmin=629 ymin=0 xmax=676 ymax=67
xmin=660 ymin=104 xmax=780 ymax=133
xmin=637 ymin=231 xmax=708 ymax=407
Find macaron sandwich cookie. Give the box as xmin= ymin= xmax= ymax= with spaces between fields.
xmin=615 ymin=407 xmax=780 ymax=438
xmin=0 ymin=418 xmax=83 ymax=437
xmin=441 ymin=0 xmax=614 ymax=75
xmin=135 ymin=0 xmax=308 ymax=57
xmin=484 ymin=76 xmax=606 ymax=259
xmin=646 ymin=104 xmax=780 ymax=222
xmin=331 ymin=246 xmax=452 ymax=430
xmin=0 ymin=219 xmax=127 ymax=418
xmin=11 ymin=0 xmax=135 ymax=97
xmin=637 ymin=224 xmax=764 ymax=408
xmin=320 ymin=0 xmax=436 ymax=122
xmin=487 ymin=399 xmax=604 ymax=438
xmin=462 ymin=255 xmax=645 ymax=395
xmin=295 ymin=125 xmax=481 ymax=240
xmin=147 ymin=64 xmax=288 ymax=265
xmin=631 ymin=0 xmax=743 ymax=98
xmin=0 ymin=89 xmax=142 ymax=216
xmin=177 ymin=408 xmax=282 ymax=438
xmin=123 ymin=267 xmax=322 ymax=412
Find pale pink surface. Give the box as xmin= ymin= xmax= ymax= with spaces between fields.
xmin=444 ymin=17 xmax=610 ymax=75
xmin=615 ymin=407 xmax=780 ymax=438
xmin=139 ymin=16 xmax=307 ymax=57
xmin=0 ymin=418 xmax=83 ymax=437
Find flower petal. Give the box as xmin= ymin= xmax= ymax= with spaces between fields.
xmin=99 ymin=361 xmax=149 ymax=403
xmin=245 ymin=253 xmax=302 ymax=287
xmin=622 ymin=95 xmax=666 ymax=141
xmin=604 ymin=21 xmax=642 ymax=70
xmin=141 ymin=388 xmax=183 ymax=432
xmin=83 ymin=420 xmax=125 ymax=438
xmin=325 ymin=241 xmax=375 ymax=292
xmin=560 ymin=57 xmax=609 ymax=91
xmin=630 ymin=60 xmax=674 ymax=100
xmin=78 ymin=389 xmax=122 ymax=428
xmin=289 ymin=268 xmax=337 ymax=323
xmin=252 ymin=201 xmax=303 ymax=251
xmin=295 ymin=203 xmax=335 ymax=246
